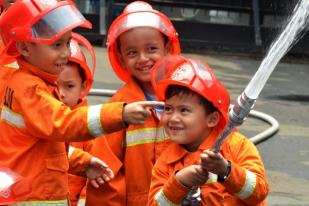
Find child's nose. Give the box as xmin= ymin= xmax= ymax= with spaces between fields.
xmin=169 ymin=112 xmax=180 ymax=122
xmin=137 ymin=52 xmax=149 ymax=63
xmin=60 ymin=46 xmax=71 ymax=59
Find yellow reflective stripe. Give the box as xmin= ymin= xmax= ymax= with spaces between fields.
xmin=206 ymin=172 xmax=218 ymax=184
xmin=126 ymin=127 xmax=169 ymax=147
xmin=235 ymin=169 xmax=257 ymax=199
xmin=11 ymin=199 xmax=69 ymax=205
xmin=154 ymin=189 xmax=180 ymax=206
xmin=77 ymin=198 xmax=85 ymax=206
xmin=1 ymin=106 xmax=25 ymax=128
xmin=68 ymin=146 xmax=75 ymax=159
xmin=87 ymin=105 xmax=104 ymax=137
xmin=5 ymin=61 xmax=19 ymax=69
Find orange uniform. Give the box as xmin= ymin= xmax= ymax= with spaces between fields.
xmin=68 ymin=100 xmax=93 ymax=206
xmin=86 ymin=78 xmax=170 ymax=206
xmin=148 ymin=128 xmax=269 ymax=206
xmin=0 ymin=58 xmax=126 ymax=204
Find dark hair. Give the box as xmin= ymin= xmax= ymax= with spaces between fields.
xmin=68 ymin=62 xmax=86 ymax=83
xmin=165 ymin=85 xmax=217 ymax=114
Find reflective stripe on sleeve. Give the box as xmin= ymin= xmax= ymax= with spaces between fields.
xmin=126 ymin=127 xmax=169 ymax=147
xmin=154 ymin=189 xmax=180 ymax=206
xmin=235 ymin=169 xmax=257 ymax=199
xmin=77 ymin=198 xmax=85 ymax=206
xmin=87 ymin=105 xmax=104 ymax=137
xmin=1 ymin=106 xmax=25 ymax=128
xmin=10 ymin=199 xmax=69 ymax=205
xmin=67 ymin=146 xmax=75 ymax=159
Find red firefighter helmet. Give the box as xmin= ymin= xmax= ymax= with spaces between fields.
xmin=0 ymin=0 xmax=91 ymax=58
xmin=106 ymin=1 xmax=180 ymax=82
xmin=151 ymin=55 xmax=230 ymax=129
xmin=69 ymin=33 xmax=96 ymax=99
xmin=0 ymin=167 xmax=31 ymax=205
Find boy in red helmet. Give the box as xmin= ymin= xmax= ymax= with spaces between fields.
xmin=0 ymin=0 xmax=162 ymax=205
xmin=148 ymin=55 xmax=269 ymax=205
xmin=86 ymin=1 xmax=180 ymax=205
xmin=57 ymin=34 xmax=122 ymax=206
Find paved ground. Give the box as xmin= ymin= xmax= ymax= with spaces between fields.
xmin=88 ymin=46 xmax=309 ymax=205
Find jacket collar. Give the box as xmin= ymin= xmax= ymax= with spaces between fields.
xmin=17 ymin=58 xmax=58 ymax=85
xmin=165 ymin=127 xmax=222 ymax=164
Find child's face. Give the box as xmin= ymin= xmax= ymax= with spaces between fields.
xmin=57 ymin=63 xmax=85 ymax=108
xmin=162 ymin=92 xmax=213 ymax=151
xmin=118 ymin=27 xmax=169 ymax=84
xmin=21 ymin=31 xmax=71 ymax=75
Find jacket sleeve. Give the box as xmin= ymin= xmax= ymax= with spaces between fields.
xmin=221 ymin=131 xmax=269 ymax=205
xmin=148 ymin=158 xmax=190 ymax=206
xmin=67 ymin=146 xmax=92 ymax=176
xmin=17 ymin=84 xmax=126 ymax=141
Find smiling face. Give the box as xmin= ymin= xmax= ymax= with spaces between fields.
xmin=118 ymin=27 xmax=170 ymax=86
xmin=162 ymin=87 xmax=220 ymax=151
xmin=18 ymin=31 xmax=72 ymax=75
xmin=57 ymin=62 xmax=86 ymax=108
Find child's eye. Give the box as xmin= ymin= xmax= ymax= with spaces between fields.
xmin=127 ymin=50 xmax=137 ymax=57
xmin=180 ymin=108 xmax=190 ymax=113
xmin=67 ymin=84 xmax=75 ymax=89
xmin=164 ymin=106 xmax=172 ymax=112
xmin=53 ymin=43 xmax=62 ymax=48
xmin=148 ymin=47 xmax=158 ymax=53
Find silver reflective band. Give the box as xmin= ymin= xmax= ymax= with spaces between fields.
xmin=235 ymin=169 xmax=257 ymax=199
xmin=1 ymin=106 xmax=25 ymax=128
xmin=77 ymin=198 xmax=85 ymax=206
xmin=31 ymin=5 xmax=85 ymax=39
xmin=154 ymin=189 xmax=180 ymax=206
xmin=87 ymin=105 xmax=104 ymax=137
xmin=126 ymin=127 xmax=168 ymax=147
xmin=10 ymin=199 xmax=69 ymax=206
xmin=67 ymin=146 xmax=75 ymax=159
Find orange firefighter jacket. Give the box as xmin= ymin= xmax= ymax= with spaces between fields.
xmin=86 ymin=78 xmax=171 ymax=206
xmin=0 ymin=58 xmax=126 ymax=204
xmin=148 ymin=127 xmax=269 ymax=206
xmin=68 ymin=100 xmax=93 ymax=206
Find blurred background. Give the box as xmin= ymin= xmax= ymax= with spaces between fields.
xmin=74 ymin=0 xmax=309 ymax=57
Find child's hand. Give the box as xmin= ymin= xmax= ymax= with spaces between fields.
xmin=123 ymin=101 xmax=164 ymax=125
xmin=86 ymin=157 xmax=114 ymax=188
xmin=175 ymin=165 xmax=208 ymax=188
xmin=200 ymin=149 xmax=228 ymax=177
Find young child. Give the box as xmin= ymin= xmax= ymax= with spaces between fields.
xmin=56 ymin=33 xmax=123 ymax=206
xmin=148 ymin=55 xmax=269 ymax=205
xmin=86 ymin=1 xmax=180 ymax=206
xmin=0 ymin=0 xmax=161 ymax=205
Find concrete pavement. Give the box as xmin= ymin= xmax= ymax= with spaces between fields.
xmin=88 ymin=46 xmax=309 ymax=205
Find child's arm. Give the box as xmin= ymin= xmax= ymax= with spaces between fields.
xmin=200 ymin=132 xmax=269 ymax=205
xmin=148 ymin=159 xmax=207 ymax=205
xmin=14 ymin=83 xmax=162 ymax=141
xmin=68 ymin=146 xmax=113 ymax=187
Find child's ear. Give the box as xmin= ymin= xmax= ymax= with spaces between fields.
xmin=81 ymin=81 xmax=87 ymax=93
xmin=15 ymin=42 xmax=30 ymax=57
xmin=117 ymin=51 xmax=125 ymax=67
xmin=207 ymin=111 xmax=220 ymax=127
xmin=164 ymin=42 xmax=171 ymax=55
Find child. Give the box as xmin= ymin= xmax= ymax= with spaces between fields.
xmin=0 ymin=0 xmax=161 ymax=205
xmin=56 ymin=33 xmax=123 ymax=206
xmin=148 ymin=55 xmax=269 ymax=205
xmin=86 ymin=1 xmax=180 ymax=205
